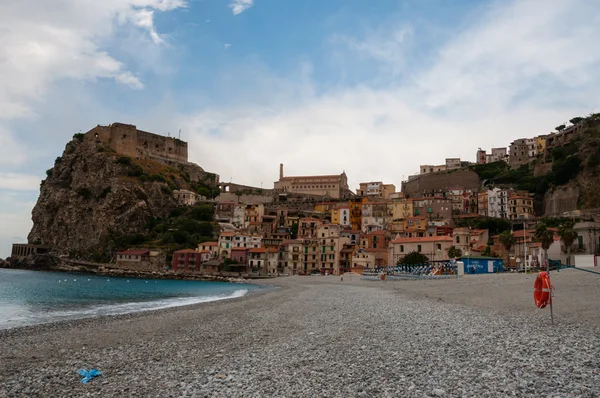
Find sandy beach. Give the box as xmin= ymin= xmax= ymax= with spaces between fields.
xmin=1 ymin=269 xmax=599 ymax=397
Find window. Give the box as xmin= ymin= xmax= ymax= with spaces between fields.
xmin=400 ymin=245 xmax=404 ymax=253
xmin=456 ymin=236 xmax=460 ymax=243
xmin=417 ymin=245 xmax=422 ymax=252
xmin=436 ymin=244 xmax=441 ymax=250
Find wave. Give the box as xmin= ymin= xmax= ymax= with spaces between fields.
xmin=1 ymin=289 xmax=249 ymax=330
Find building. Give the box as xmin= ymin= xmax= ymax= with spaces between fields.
xmin=403 ymin=216 xmax=428 ymax=238
xmin=172 ymin=249 xmax=202 ymax=273
xmin=173 ymin=189 xmax=204 ymax=206
xmin=273 ymin=164 xmax=351 ymax=199
xmin=356 ymin=182 xmax=396 ymax=199
xmin=488 ymin=188 xmax=512 ymax=219
xmin=197 ymin=242 xmax=218 ymax=259
xmin=536 ymin=135 xmax=548 ymax=156
xmin=331 ymin=206 xmax=351 ymax=227
xmin=388 ymin=236 xmax=453 ymax=264
xmin=476 ymin=149 xmax=487 ymax=164
xmin=85 ymin=122 xmax=188 ymax=165
xmin=526 ymin=138 xmax=536 ymax=158
xmin=391 ymin=199 xmax=413 ymax=220
xmin=230 ymin=247 xmax=249 ymax=267
xmin=411 ymin=197 xmax=452 ymax=220
xmin=215 ymin=202 xmax=235 ymax=223
xmin=279 ymin=239 xmax=304 ymax=275
xmin=477 ymin=192 xmax=488 ymax=216
xmin=247 ymin=248 xmax=279 ymax=275
xmin=509 ymin=139 xmax=530 ymax=168
xmin=507 ymin=194 xmax=535 ymax=220
xmin=116 ymin=249 xmax=162 ymax=272
xmin=361 ymin=202 xmax=389 ymax=232
xmin=298 ymin=217 xmax=323 ymax=238
xmin=420 ymin=164 xmax=447 ymax=174
xmin=10 ymin=244 xmax=50 ymax=259
xmin=445 ymin=158 xmax=461 ymax=169
xmin=316 ymin=224 xmax=350 ymax=275
xmin=352 ymin=250 xmax=376 ymax=270
xmin=452 ymin=228 xmax=472 ymax=255
xmin=491 ymin=148 xmax=508 ymax=163
xmin=573 ymin=222 xmax=600 ymax=256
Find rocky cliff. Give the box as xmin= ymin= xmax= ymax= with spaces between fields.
xmin=28 ymin=134 xmax=217 ymax=260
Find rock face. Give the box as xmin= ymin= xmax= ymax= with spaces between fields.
xmin=27 ymin=136 xmax=212 ymax=259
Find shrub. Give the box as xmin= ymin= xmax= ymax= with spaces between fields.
xmin=116 ymin=156 xmax=132 ymax=166
xmin=76 ymin=187 xmax=92 ymax=199
xmin=97 ymin=146 xmax=105 ymax=152
xmin=99 ymin=187 xmax=111 ymax=199
xmin=128 ymin=164 xmax=145 ymax=177
xmin=55 ymin=156 xmax=62 ymax=164
xmin=149 ymin=174 xmax=168 ymax=183
xmin=73 ymin=133 xmax=85 ymax=142
xmin=190 ymin=205 xmax=214 ymax=221
xmin=398 ymin=251 xmax=429 ymax=265
xmin=46 ymin=168 xmax=53 ymax=178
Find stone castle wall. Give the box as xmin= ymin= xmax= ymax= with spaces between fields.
xmin=85 ymin=123 xmax=188 ymax=164
xmin=401 ymin=169 xmax=480 ymax=197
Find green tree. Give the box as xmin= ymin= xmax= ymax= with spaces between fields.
xmin=190 ymin=204 xmax=214 ymax=221
xmin=556 ymin=124 xmax=566 ymax=132
xmin=535 ymin=223 xmax=555 ymax=268
xmin=447 ymin=246 xmax=463 ymax=259
xmin=482 ymin=246 xmax=492 ymax=257
xmin=398 ymin=251 xmax=429 ymax=265
xmin=558 ymin=220 xmax=578 ymax=266
xmin=569 ymin=117 xmax=584 ymax=125
xmin=498 ymin=231 xmax=515 ymax=269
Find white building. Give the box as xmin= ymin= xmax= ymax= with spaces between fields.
xmin=173 ymin=189 xmax=204 ymax=206
xmin=526 ymin=138 xmax=536 ymax=158
xmin=487 ymin=188 xmax=510 ymax=219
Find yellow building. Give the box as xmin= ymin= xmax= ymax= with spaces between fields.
xmin=536 ymin=135 xmax=548 ymax=156
xmin=355 ymin=182 xmax=396 ymax=199
xmin=508 ymin=194 xmax=535 ymax=220
xmin=391 ymin=199 xmax=413 ymax=220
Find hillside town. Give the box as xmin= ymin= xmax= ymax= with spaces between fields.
xmin=9 ymin=118 xmax=600 ymax=277
xmin=153 ymin=119 xmax=598 ymax=277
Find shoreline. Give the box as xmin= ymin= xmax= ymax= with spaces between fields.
xmin=0 ymin=269 xmax=280 ymax=335
xmin=1 ymin=271 xmax=599 ymax=397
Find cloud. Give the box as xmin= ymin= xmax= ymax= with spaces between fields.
xmin=0 ymin=0 xmax=186 ymax=123
xmin=229 ymin=0 xmax=254 ymax=15
xmin=181 ymin=0 xmax=600 ymax=190
xmin=224 ymin=43 xmax=232 ymax=49
xmin=0 ymin=173 xmax=42 ymax=191
xmin=0 ymin=191 xmax=36 ymax=258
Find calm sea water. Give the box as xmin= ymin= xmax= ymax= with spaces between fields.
xmin=0 ymin=269 xmax=264 ymax=329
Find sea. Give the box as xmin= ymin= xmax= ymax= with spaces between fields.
xmin=0 ymin=269 xmax=264 ymax=330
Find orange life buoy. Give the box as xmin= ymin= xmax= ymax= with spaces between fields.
xmin=533 ymin=271 xmax=552 ymax=309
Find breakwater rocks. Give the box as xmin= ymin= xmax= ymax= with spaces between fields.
xmin=1 ymin=255 xmax=250 ymax=284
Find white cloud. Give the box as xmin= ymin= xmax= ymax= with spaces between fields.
xmin=229 ymin=0 xmax=254 ymax=15
xmin=0 ymin=0 xmax=186 ymax=122
xmin=0 ymin=173 xmax=42 ymax=191
xmin=0 ymin=192 xmax=36 ymax=258
xmin=182 ymin=0 xmax=600 ymax=190
xmin=224 ymin=43 xmax=232 ymax=49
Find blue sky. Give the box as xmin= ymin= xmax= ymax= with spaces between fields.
xmin=1 ymin=0 xmax=600 ymax=257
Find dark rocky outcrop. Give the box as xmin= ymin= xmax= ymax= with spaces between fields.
xmin=27 ymin=136 xmax=215 ymax=260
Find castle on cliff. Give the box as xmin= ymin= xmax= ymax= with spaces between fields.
xmin=85 ymin=123 xmax=189 ymax=166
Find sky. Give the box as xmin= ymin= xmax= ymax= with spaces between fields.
xmin=1 ymin=0 xmax=600 ymax=258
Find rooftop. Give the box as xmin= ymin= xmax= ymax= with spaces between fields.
xmin=391 ymin=236 xmax=453 ymax=244
xmin=118 ymin=249 xmax=150 ymax=255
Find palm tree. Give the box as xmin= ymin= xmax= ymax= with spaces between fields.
xmin=498 ymin=230 xmax=515 ymax=270
xmin=535 ymin=223 xmax=555 ymax=269
xmin=558 ymin=220 xmax=578 ymax=266
xmin=447 ymin=246 xmax=463 ymax=259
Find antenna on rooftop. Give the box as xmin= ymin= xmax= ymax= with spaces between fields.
xmin=178 ymin=129 xmax=181 ymax=140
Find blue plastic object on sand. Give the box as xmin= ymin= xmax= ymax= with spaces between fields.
xmin=78 ymin=369 xmax=102 ymax=384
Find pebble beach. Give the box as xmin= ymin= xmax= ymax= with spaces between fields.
xmin=1 ymin=269 xmax=599 ymax=397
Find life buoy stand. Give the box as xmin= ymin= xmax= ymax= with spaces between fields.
xmin=534 ymin=271 xmax=552 ymax=309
